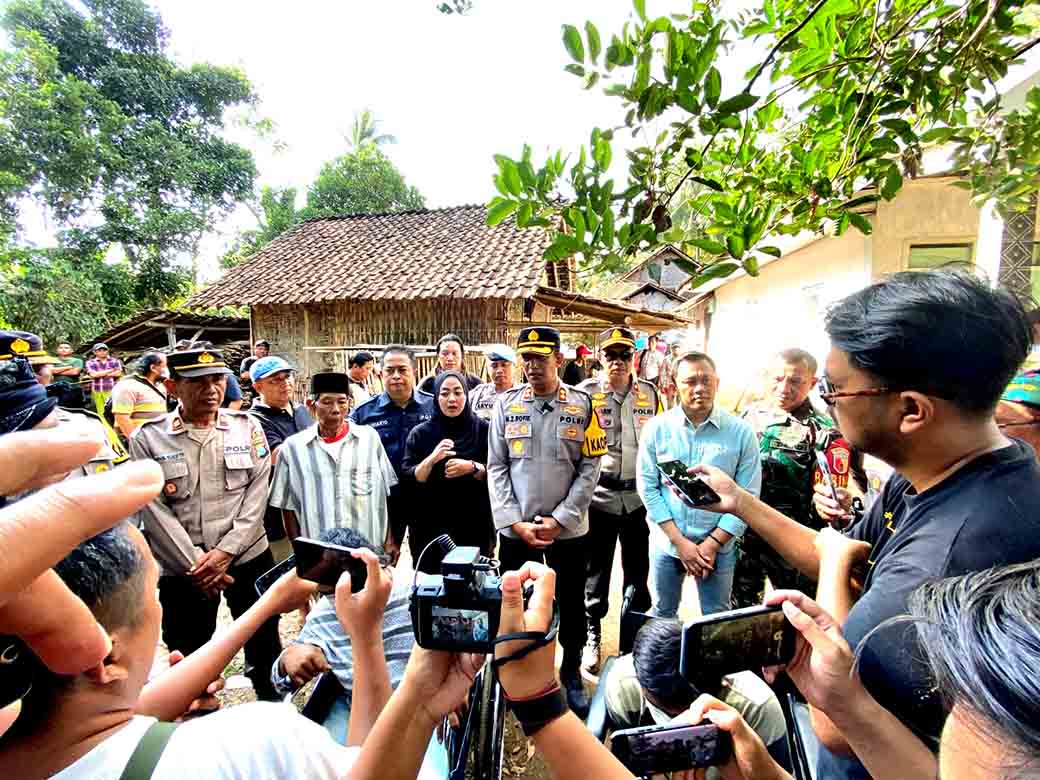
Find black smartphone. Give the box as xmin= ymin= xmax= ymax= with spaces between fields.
xmin=609 ymin=720 xmax=731 ymax=775
xmin=657 ymin=459 xmax=722 ymax=507
xmin=254 ymin=555 xmax=296 ymax=598
xmin=292 ymin=537 xmax=368 ymax=592
xmin=680 ymin=604 xmax=798 ymax=680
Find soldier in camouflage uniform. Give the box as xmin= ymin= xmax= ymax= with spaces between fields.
xmin=732 ymin=348 xmax=865 ymax=608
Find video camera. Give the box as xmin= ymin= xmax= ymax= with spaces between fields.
xmin=410 ymin=537 xmax=503 ymax=653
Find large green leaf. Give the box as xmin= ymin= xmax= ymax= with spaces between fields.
xmin=688 ymin=237 xmax=726 ymax=254
xmin=881 ymin=167 xmax=903 ymax=201
xmin=716 ymin=92 xmax=759 ymax=116
xmin=501 ymin=160 xmax=523 ymax=196
xmin=633 ymin=0 xmax=647 ymax=22
xmin=726 ymin=233 xmax=746 ymax=259
xmin=690 ymin=262 xmax=740 ymax=288
xmin=585 ymin=21 xmax=602 ymax=62
xmin=848 ymin=211 xmax=873 ymax=235
xmin=705 ymin=67 xmax=721 ymax=109
xmin=562 ymin=24 xmax=585 ymax=63
xmin=486 ymin=198 xmax=518 ymax=226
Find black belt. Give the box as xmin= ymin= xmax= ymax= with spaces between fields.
xmin=599 ymin=474 xmax=636 ymax=491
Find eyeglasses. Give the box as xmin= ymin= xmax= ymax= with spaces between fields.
xmin=817 ymin=377 xmax=892 ymax=406
xmin=603 ymin=350 xmax=634 ymax=362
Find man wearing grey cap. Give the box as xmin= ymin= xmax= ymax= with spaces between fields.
xmin=130 ymin=347 xmax=282 ymax=700
xmin=468 ymin=344 xmax=517 ymax=420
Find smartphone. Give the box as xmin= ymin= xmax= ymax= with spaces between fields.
xmin=815 ymin=450 xmax=841 ymax=504
xmin=292 ymin=537 xmax=368 ymax=592
xmin=680 ymin=604 xmax=797 ymax=680
xmin=609 ymin=720 xmax=731 ymax=775
xmin=254 ymin=555 xmax=296 ymax=597
xmin=657 ymin=460 xmax=722 ymax=507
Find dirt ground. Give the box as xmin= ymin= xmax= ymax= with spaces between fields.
xmin=174 ymin=541 xmax=704 ymax=780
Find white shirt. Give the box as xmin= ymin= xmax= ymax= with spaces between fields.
xmin=53 ymin=704 xmax=354 ymax=780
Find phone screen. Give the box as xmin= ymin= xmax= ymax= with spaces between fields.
xmin=657 ymin=460 xmax=721 ymax=507
xmin=292 ymin=537 xmax=367 ymax=591
xmin=815 ymin=450 xmax=840 ymax=503
xmin=611 ymin=722 xmax=727 ymax=774
xmin=254 ymin=555 xmax=296 ymax=597
xmin=681 ymin=606 xmax=796 ymax=679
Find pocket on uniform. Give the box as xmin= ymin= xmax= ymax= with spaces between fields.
xmin=160 ymin=460 xmax=190 ymax=499
xmin=224 ymin=454 xmax=252 ymax=490
xmin=351 ymin=467 xmax=374 ymax=495
xmin=556 ymin=424 xmax=584 ymax=460
xmin=505 ymin=426 xmax=532 ymax=459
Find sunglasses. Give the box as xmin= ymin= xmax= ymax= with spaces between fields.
xmin=604 ymin=350 xmax=634 ymax=362
xmin=817 ymin=376 xmax=892 ymax=406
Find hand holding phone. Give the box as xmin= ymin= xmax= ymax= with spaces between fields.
xmin=292 ymin=537 xmax=371 ymax=593
xmin=658 ymin=460 xmax=722 ymax=507
xmin=609 ymin=719 xmax=732 ymax=775
xmin=680 ymin=605 xmax=797 ymax=682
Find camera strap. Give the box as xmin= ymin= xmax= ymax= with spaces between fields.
xmin=489 ymin=599 xmax=561 ymax=670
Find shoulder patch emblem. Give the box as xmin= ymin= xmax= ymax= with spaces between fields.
xmin=164 ymin=481 xmax=177 ymax=496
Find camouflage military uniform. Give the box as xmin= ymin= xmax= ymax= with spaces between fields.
xmin=732 ymin=399 xmax=864 ymax=608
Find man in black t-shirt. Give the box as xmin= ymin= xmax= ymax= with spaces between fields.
xmin=689 ymin=270 xmax=1038 ymax=779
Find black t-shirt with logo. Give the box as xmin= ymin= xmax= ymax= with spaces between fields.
xmin=816 ymin=440 xmax=1040 ymax=779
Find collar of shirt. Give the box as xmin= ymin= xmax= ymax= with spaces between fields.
xmin=251 ymin=399 xmax=297 ymax=417
xmin=298 ymin=422 xmax=358 ymax=446
xmin=676 ymin=404 xmax=722 ymax=431
xmin=376 ymin=391 xmax=423 ymax=411
xmin=165 ymin=408 xmax=231 ymax=434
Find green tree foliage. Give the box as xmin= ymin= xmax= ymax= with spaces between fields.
xmin=488 ymin=0 xmax=1040 ymax=285
xmin=302 ymin=146 xmax=425 ymax=219
xmin=348 ymin=108 xmax=397 ymax=150
xmin=0 ymin=0 xmax=258 ymax=338
xmin=221 ymin=186 xmax=301 ymax=269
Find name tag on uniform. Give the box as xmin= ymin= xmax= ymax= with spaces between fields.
xmin=509 ymin=404 xmax=527 ymax=413
xmin=558 ymin=414 xmax=583 ymax=425
xmin=153 ymin=452 xmax=185 ymax=463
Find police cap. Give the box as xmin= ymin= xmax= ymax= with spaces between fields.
xmin=516 ymin=327 xmax=561 ymax=357
xmin=168 ymin=348 xmax=231 ymax=379
xmin=0 ymin=331 xmax=54 ymax=362
xmin=597 ymin=327 xmax=637 ymax=350
xmin=0 ymin=352 xmax=56 ymax=434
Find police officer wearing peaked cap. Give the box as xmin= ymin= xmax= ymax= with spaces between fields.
xmin=0 ymin=331 xmax=122 ymax=476
xmin=130 ymin=346 xmax=282 ymax=700
xmin=469 ymin=344 xmax=518 ymax=421
xmin=487 ymin=326 xmax=606 ymax=716
xmin=577 ymin=326 xmax=661 ymax=673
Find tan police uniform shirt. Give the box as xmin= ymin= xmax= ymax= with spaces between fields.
xmin=130 ymin=408 xmax=272 ymax=576
xmin=469 ymin=381 xmax=511 ymax=421
xmin=577 ymin=377 xmax=660 ymax=515
xmin=487 ymin=382 xmax=605 ymax=540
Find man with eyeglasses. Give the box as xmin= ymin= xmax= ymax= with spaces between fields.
xmin=732 ymin=348 xmax=866 ymax=608
xmin=689 ymin=271 xmax=1040 ymax=780
xmin=577 ymin=327 xmax=661 ymax=673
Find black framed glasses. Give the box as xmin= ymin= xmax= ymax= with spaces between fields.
xmin=817 ymin=377 xmax=892 ymax=406
xmin=603 ymin=350 xmax=634 ymax=362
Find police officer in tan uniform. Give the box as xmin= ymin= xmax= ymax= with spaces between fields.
xmin=577 ymin=327 xmax=660 ymax=672
xmin=488 ymin=326 xmax=605 ymax=715
xmin=468 ymin=344 xmax=517 ymax=420
xmin=131 ymin=347 xmax=282 ymax=700
xmin=0 ymin=331 xmax=121 ymax=478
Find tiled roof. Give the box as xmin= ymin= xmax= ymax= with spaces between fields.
xmin=188 ymin=205 xmax=551 ymax=308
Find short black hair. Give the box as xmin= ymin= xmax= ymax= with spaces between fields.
xmin=632 ymin=620 xmax=700 ymax=711
xmin=349 ymin=351 xmax=374 ymax=368
xmin=437 ymin=333 xmax=466 ymax=357
xmin=139 ymin=351 xmax=165 ymax=375
xmin=674 ymin=350 xmax=717 ymax=373
xmin=778 ymin=348 xmax=817 ymax=376
xmin=318 ymin=526 xmax=383 ymax=557
xmin=5 ymin=524 xmax=147 ymax=738
xmin=911 ymin=562 xmax=1040 ymax=774
xmin=383 ymin=344 xmax=416 ymax=368
xmin=825 ymin=270 xmax=1030 ymax=414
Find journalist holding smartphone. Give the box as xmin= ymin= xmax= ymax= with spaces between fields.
xmin=636 ymin=351 xmax=762 ymax=617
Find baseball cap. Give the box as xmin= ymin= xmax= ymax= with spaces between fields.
xmin=250 ymin=356 xmax=294 ymax=383
xmin=485 ymin=344 xmax=516 ymax=363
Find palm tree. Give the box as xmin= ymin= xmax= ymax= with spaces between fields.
xmin=347 ymin=109 xmax=396 ymax=150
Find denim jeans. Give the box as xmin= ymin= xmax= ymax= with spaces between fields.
xmin=323 ymin=692 xmax=450 ymax=777
xmin=650 ymin=542 xmax=737 ymax=617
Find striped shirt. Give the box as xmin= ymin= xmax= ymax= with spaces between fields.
xmin=268 ymin=423 xmax=398 ymax=544
xmin=111 ymin=375 xmax=167 ymax=430
xmin=271 ymin=571 xmax=415 ymax=695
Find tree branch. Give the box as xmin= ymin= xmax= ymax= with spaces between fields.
xmin=955 ymin=0 xmax=1003 ymax=60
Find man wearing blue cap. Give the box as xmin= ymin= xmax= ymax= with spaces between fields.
xmin=469 ymin=344 xmax=517 ymax=420
xmin=249 ymin=356 xmax=313 ymax=551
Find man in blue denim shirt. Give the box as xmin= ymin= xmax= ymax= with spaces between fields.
xmin=636 ymin=350 xmax=761 ymax=616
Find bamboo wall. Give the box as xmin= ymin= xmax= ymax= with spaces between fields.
xmin=252 ymin=298 xmax=515 ymax=394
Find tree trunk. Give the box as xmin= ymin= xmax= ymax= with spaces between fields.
xmin=998 ymin=194 xmax=1038 ymax=305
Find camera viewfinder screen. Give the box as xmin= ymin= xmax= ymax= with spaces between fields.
xmin=430 ymin=607 xmax=490 ymax=644
xmin=624 ymin=725 xmax=720 ymax=774
xmin=700 ymin=610 xmax=788 ymax=668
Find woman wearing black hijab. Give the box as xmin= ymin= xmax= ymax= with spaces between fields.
xmin=402 ymin=370 xmax=493 ymax=571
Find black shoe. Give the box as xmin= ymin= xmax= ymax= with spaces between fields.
xmin=581 ymin=622 xmax=602 ymax=674
xmin=561 ymin=670 xmax=590 ymax=719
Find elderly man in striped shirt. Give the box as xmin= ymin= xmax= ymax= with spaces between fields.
xmin=269 ymin=371 xmax=399 ymax=556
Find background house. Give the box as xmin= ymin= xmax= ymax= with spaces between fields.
xmin=607 ymin=245 xmax=699 ymax=312
xmin=187 ymin=205 xmax=687 ymax=389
